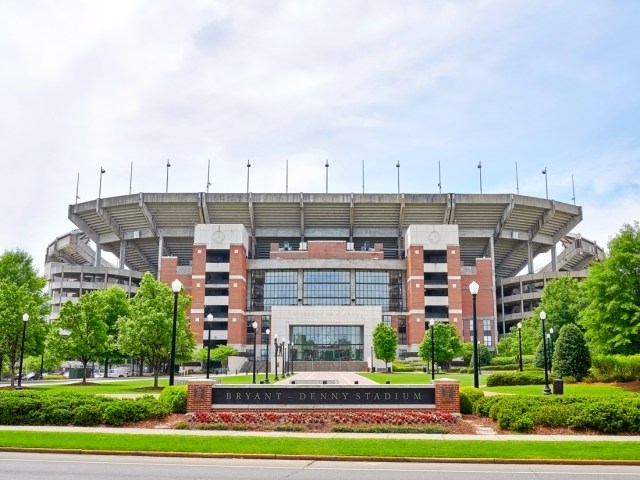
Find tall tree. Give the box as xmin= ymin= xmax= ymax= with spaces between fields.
xmin=419 ymin=323 xmax=462 ymax=367
xmin=553 ymin=323 xmax=591 ymax=381
xmin=117 ymin=273 xmax=195 ymax=388
xmin=97 ymin=287 xmax=130 ymax=376
xmin=0 ymin=250 xmax=48 ymax=386
xmin=46 ymin=290 xmax=109 ymax=383
xmin=372 ymin=322 xmax=398 ymax=369
xmin=581 ymin=222 xmax=640 ymax=355
xmin=211 ymin=345 xmax=239 ymax=370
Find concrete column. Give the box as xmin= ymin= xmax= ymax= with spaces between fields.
xmin=119 ymin=241 xmax=126 ymax=268
xmin=500 ymin=282 xmax=506 ymax=335
xmin=489 ymin=236 xmax=498 ymax=347
xmin=157 ymin=236 xmax=164 ymax=273
xmin=95 ymin=246 xmax=102 ymax=267
xmin=551 ymin=244 xmax=558 ymax=272
xmin=527 ymin=240 xmax=534 ymax=274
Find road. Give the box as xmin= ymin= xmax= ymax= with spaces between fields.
xmin=1 ymin=453 xmax=639 ymax=480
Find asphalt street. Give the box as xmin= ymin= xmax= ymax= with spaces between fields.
xmin=1 ymin=453 xmax=639 ymax=480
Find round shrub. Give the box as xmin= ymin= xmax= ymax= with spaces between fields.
xmin=486 ymin=372 xmax=545 ymax=387
xmin=460 ymin=387 xmax=484 ymax=414
xmin=160 ymin=385 xmax=187 ymax=413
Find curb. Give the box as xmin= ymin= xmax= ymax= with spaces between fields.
xmin=1 ymin=447 xmax=640 ymax=466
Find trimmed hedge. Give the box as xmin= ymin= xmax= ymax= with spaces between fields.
xmin=460 ymin=387 xmax=484 ymax=414
xmin=473 ymin=394 xmax=640 ymax=433
xmin=485 ymin=372 xmax=545 ymax=387
xmin=0 ymin=390 xmax=170 ymax=427
xmin=490 ymin=355 xmax=535 ymax=366
xmin=590 ymin=355 xmax=640 ymax=382
xmin=160 ymin=385 xmax=188 ymax=413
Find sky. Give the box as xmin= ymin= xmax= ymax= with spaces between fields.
xmin=1 ymin=1 xmax=640 ymax=272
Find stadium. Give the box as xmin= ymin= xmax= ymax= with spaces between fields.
xmin=45 ymin=191 xmax=601 ymax=371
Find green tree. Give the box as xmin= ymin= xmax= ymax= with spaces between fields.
xmin=470 ymin=343 xmax=492 ymax=369
xmin=418 ymin=323 xmax=462 ymax=369
xmin=97 ymin=287 xmax=130 ymax=377
xmin=372 ymin=322 xmax=397 ymax=369
xmin=581 ymin=222 xmax=640 ymax=355
xmin=46 ymin=291 xmax=109 ymax=383
xmin=116 ymin=273 xmax=195 ymax=388
xmin=0 ymin=250 xmax=48 ymax=386
xmin=211 ymin=345 xmax=239 ymax=370
xmin=552 ymin=323 xmax=591 ymax=381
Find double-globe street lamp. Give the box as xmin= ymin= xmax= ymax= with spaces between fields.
xmin=469 ymin=281 xmax=480 ymax=389
xmin=281 ymin=338 xmax=287 ymax=378
xmin=251 ymin=321 xmax=258 ymax=384
xmin=517 ymin=322 xmax=523 ymax=372
xmin=540 ymin=310 xmax=551 ymax=395
xmin=288 ymin=341 xmax=294 ymax=376
xmin=169 ymin=279 xmax=182 ymax=386
xmin=429 ymin=319 xmax=436 ymax=380
xmin=16 ymin=314 xmax=29 ymax=390
xmin=547 ymin=327 xmax=555 ymax=372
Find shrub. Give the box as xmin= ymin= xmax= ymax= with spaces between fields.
xmin=460 ymin=387 xmax=484 ymax=414
xmin=490 ymin=356 xmax=517 ymax=366
xmin=160 ymin=385 xmax=187 ymax=413
xmin=485 ymin=372 xmax=545 ymax=387
xmin=553 ymin=324 xmax=591 ymax=381
xmin=590 ymin=355 xmax=640 ymax=382
xmin=481 ymin=364 xmax=519 ymax=371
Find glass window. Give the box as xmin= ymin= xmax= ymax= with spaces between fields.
xmin=424 ymin=272 xmax=448 ymax=285
xmin=426 ymin=305 xmax=448 ymax=319
xmin=355 ymin=270 xmax=404 ymax=310
xmin=398 ymin=316 xmax=407 ymax=345
xmin=205 ymin=288 xmax=229 ymax=297
xmin=423 ymin=250 xmax=447 ymax=263
xmin=382 ymin=315 xmax=392 ymax=326
xmin=250 ymin=270 xmax=298 ymax=310
xmin=291 ymin=325 xmax=364 ymax=361
xmin=425 ymin=288 xmax=448 ymax=297
xmin=206 ymin=249 xmax=230 ymax=263
xmin=205 ymin=272 xmax=229 ymax=284
xmin=302 ymin=270 xmax=350 ymax=306
xmin=204 ymin=305 xmax=228 ymax=318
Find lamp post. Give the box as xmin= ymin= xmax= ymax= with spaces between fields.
xmin=264 ymin=328 xmax=270 ymax=384
xmin=548 ymin=327 xmax=555 ymax=372
xmin=16 ymin=314 xmax=29 ymax=390
xmin=540 ymin=311 xmax=551 ymax=395
xmin=288 ymin=341 xmax=293 ymax=375
xmin=169 ymin=279 xmax=182 ymax=386
xmin=273 ymin=333 xmax=279 ymax=381
xmin=429 ymin=319 xmax=436 ymax=380
xmin=517 ymin=322 xmax=523 ymax=372
xmin=251 ymin=321 xmax=258 ymax=384
xmin=205 ymin=313 xmax=213 ymax=379
xmin=469 ymin=281 xmax=480 ymax=389
xmin=281 ymin=338 xmax=287 ymax=378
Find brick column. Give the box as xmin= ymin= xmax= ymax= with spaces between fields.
xmin=187 ymin=380 xmax=214 ymax=413
xmin=433 ymin=378 xmax=460 ymax=415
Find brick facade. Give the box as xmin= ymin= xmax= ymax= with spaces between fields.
xmin=434 ymin=378 xmax=461 ymax=414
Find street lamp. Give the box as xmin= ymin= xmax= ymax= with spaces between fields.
xmin=281 ymin=338 xmax=287 ymax=378
xmin=169 ymin=279 xmax=182 ymax=386
xmin=517 ymin=322 xmax=523 ymax=372
xmin=251 ymin=321 xmax=258 ymax=384
xmin=273 ymin=333 xmax=279 ymax=381
xmin=206 ymin=313 xmax=213 ymax=379
xmin=288 ymin=340 xmax=293 ymax=375
xmin=548 ymin=327 xmax=555 ymax=372
xmin=264 ymin=328 xmax=270 ymax=384
xmin=16 ymin=314 xmax=29 ymax=390
xmin=540 ymin=311 xmax=551 ymax=395
xmin=469 ymin=281 xmax=480 ymax=389
xmin=429 ymin=319 xmax=436 ymax=380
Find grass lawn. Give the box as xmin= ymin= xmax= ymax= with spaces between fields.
xmin=483 ymin=382 xmax=633 ymax=396
xmin=359 ymin=372 xmax=482 ymax=387
xmin=0 ymin=431 xmax=638 ymax=461
xmin=27 ymin=374 xmax=255 ymax=394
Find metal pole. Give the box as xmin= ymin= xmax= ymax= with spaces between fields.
xmin=362 ymin=160 xmax=365 ymax=194
xmin=265 ymin=329 xmax=270 ymax=384
xmin=207 ymin=160 xmax=211 ymax=193
xmin=98 ymin=167 xmax=105 ymax=199
xmin=472 ymin=293 xmax=479 ymax=388
xmin=477 ymin=161 xmax=482 ymax=194
xmin=252 ymin=321 xmax=257 ymax=384
xmin=515 ymin=162 xmax=519 ymax=195
xmin=166 ymin=160 xmax=171 ymax=193
xmin=17 ymin=314 xmax=28 ymax=390
xmin=517 ymin=322 xmax=523 ymax=372
xmin=282 ymin=340 xmax=287 ymax=378
xmin=396 ymin=161 xmax=400 ymax=193
xmin=206 ymin=341 xmax=211 ymax=379
xmin=571 ymin=175 xmax=576 ymax=205
xmin=169 ymin=290 xmax=179 ymax=386
xmin=541 ymin=311 xmax=551 ymax=394
xmin=129 ymin=161 xmax=133 ymax=195
xmin=247 ymin=160 xmax=251 ymax=193
xmin=542 ymin=167 xmax=548 ymax=199
xmin=430 ymin=321 xmax=436 ymax=380
xmin=325 ymin=160 xmax=329 ymax=193
xmin=438 ymin=160 xmax=442 ymax=193
xmin=75 ymin=173 xmax=80 ymax=204
xmin=286 ymin=159 xmax=289 ymax=194
xmin=273 ymin=334 xmax=279 ymax=381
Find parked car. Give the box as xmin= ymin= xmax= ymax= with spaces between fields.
xmin=14 ymin=372 xmax=43 ymax=381
xmin=107 ymin=367 xmax=129 ymax=378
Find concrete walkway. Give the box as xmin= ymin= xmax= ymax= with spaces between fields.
xmin=282 ymin=371 xmax=377 ymax=385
